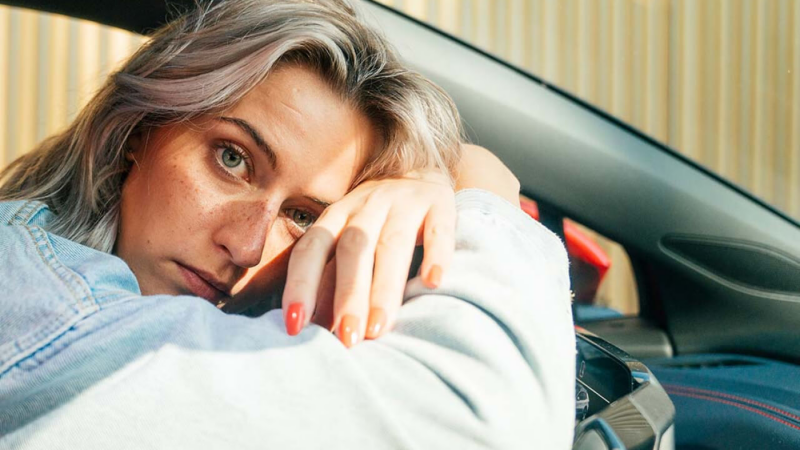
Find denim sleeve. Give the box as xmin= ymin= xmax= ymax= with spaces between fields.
xmin=0 ymin=191 xmax=575 ymax=450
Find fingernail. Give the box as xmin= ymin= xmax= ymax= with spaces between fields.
xmin=285 ymin=303 xmax=305 ymax=336
xmin=339 ymin=315 xmax=360 ymax=348
xmin=425 ymin=264 xmax=443 ymax=288
xmin=366 ymin=308 xmax=387 ymax=339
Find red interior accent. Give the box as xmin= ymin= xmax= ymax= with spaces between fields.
xmin=563 ymin=222 xmax=611 ymax=280
xmin=519 ymin=197 xmax=611 ymax=282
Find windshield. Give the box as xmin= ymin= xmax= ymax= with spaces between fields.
xmin=378 ymin=0 xmax=800 ymax=223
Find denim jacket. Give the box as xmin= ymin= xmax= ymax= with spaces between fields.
xmin=0 ymin=190 xmax=575 ymax=450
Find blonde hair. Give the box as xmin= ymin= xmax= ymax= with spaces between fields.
xmin=0 ymin=0 xmax=463 ymax=252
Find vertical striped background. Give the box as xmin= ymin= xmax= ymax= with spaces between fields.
xmin=2 ymin=1 xmax=799 ymax=314
xmin=0 ymin=7 xmax=144 ymax=167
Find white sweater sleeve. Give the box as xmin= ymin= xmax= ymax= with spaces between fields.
xmin=351 ymin=189 xmax=576 ymax=449
xmin=1 ymin=190 xmax=576 ymax=450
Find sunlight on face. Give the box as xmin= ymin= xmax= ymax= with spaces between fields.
xmin=115 ymin=64 xmax=380 ymax=311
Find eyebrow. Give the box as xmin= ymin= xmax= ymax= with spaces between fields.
xmin=218 ymin=116 xmax=277 ymax=170
xmin=216 ymin=116 xmax=334 ymax=209
xmin=307 ymin=197 xmax=332 ymax=209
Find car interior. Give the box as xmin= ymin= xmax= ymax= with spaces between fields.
xmin=4 ymin=1 xmax=800 ymax=449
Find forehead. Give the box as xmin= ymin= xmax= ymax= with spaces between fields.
xmin=226 ymin=64 xmax=379 ymax=195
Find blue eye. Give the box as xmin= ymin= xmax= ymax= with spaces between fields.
xmin=221 ymin=148 xmax=243 ymax=168
xmin=214 ymin=142 xmax=250 ymax=180
xmin=286 ymin=208 xmax=316 ymax=230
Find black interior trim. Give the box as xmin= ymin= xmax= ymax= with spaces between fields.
xmin=662 ymin=235 xmax=800 ymax=294
xmin=578 ymin=317 xmax=674 ymax=360
xmin=4 ymin=0 xmax=194 ymax=33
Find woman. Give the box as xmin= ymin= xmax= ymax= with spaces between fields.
xmin=0 ymin=0 xmax=575 ymax=449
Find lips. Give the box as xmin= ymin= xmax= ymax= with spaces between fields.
xmin=176 ymin=262 xmax=232 ymax=303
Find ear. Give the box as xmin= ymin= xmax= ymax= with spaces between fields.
xmin=124 ymin=132 xmax=143 ymax=163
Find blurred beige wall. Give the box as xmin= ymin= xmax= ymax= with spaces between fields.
xmin=2 ymin=1 xmax=798 ymax=315
xmin=0 ymin=7 xmax=144 ymax=167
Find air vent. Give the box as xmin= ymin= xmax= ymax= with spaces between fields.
xmin=662 ymin=235 xmax=800 ymax=294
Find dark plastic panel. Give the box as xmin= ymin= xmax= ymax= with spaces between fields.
xmin=5 ymin=0 xmax=191 ymax=33
xmin=661 ymin=235 xmax=800 ymax=294
xmin=579 ymin=318 xmax=674 ymax=360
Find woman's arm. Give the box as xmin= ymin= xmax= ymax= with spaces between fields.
xmin=0 ymin=183 xmax=575 ymax=449
xmin=455 ymin=144 xmax=521 ymax=206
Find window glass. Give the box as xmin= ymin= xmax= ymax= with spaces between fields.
xmin=379 ymin=0 xmax=800 ymax=222
xmin=519 ymin=196 xmax=638 ymax=320
xmin=566 ymin=218 xmax=639 ymax=321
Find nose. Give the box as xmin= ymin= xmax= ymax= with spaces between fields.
xmin=212 ymin=199 xmax=276 ymax=268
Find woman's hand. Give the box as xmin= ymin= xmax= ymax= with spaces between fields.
xmin=281 ymin=170 xmax=456 ymax=347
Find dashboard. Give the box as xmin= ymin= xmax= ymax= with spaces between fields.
xmin=573 ymin=329 xmax=675 ymax=450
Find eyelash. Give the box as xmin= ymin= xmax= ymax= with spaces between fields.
xmin=213 ymin=140 xmax=253 ymax=182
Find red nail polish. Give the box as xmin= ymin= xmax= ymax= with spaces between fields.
xmin=285 ymin=303 xmax=305 ymax=336
xmin=366 ymin=308 xmax=387 ymax=339
xmin=339 ymin=315 xmax=360 ymax=348
xmin=425 ymin=265 xmax=443 ymax=288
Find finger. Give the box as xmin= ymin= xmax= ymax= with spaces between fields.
xmin=365 ymin=207 xmax=425 ymax=339
xmin=333 ymin=202 xmax=391 ymax=347
xmin=281 ymin=209 xmax=348 ymax=336
xmin=418 ymin=197 xmax=457 ymax=289
xmin=310 ymin=259 xmax=336 ymax=331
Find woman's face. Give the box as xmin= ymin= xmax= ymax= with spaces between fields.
xmin=116 ymin=64 xmax=378 ymax=309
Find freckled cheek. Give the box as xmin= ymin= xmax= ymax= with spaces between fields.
xmin=153 ymin=161 xmax=224 ymax=243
